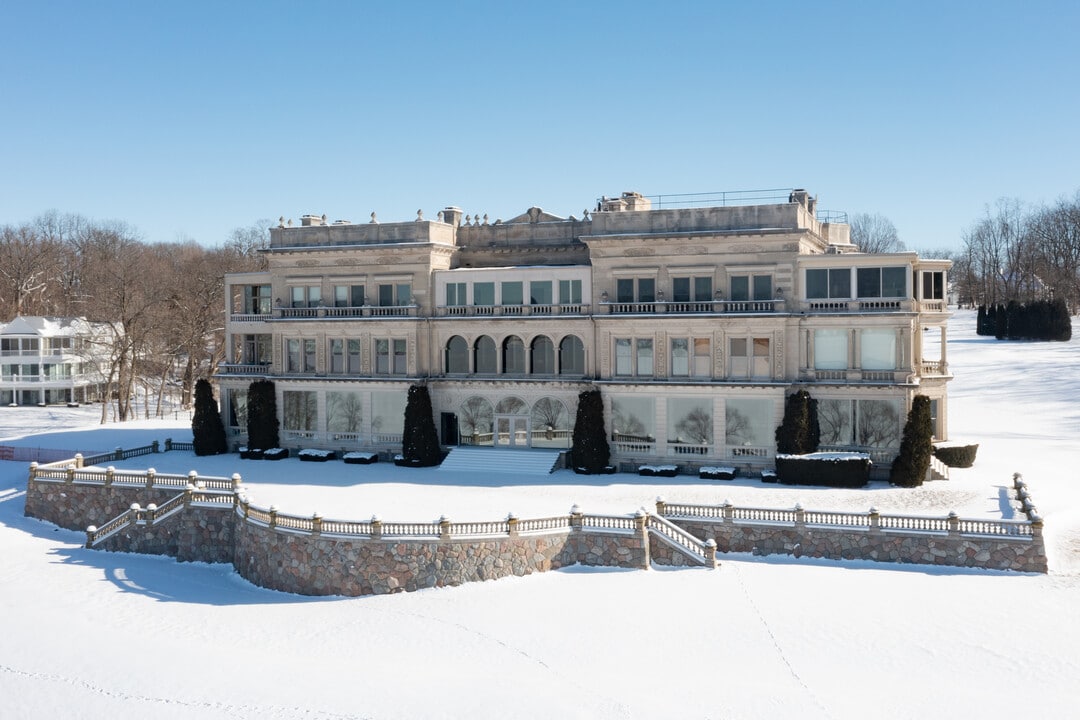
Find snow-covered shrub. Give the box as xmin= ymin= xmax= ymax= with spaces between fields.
xmin=776 ymin=452 xmax=871 ymax=488
xmin=933 ymin=442 xmax=979 ymax=468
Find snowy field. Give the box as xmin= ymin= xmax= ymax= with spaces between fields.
xmin=2 ymin=309 xmax=1078 ymax=719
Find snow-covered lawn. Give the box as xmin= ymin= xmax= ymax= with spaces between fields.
xmin=2 ymin=309 xmax=1079 ymax=718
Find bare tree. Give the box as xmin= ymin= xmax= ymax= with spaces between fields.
xmin=850 ymin=212 xmax=903 ymax=254
xmin=674 ymin=407 xmax=712 ymax=444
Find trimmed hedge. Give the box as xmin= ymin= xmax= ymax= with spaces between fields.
xmin=699 ymin=466 xmax=737 ymax=481
xmin=776 ymin=453 xmax=871 ymax=488
xmin=343 ymin=452 xmax=378 ymax=465
xmin=263 ymin=448 xmax=288 ymax=461
xmin=933 ymin=443 xmax=979 ymax=468
xmin=638 ymin=464 xmax=679 ymax=478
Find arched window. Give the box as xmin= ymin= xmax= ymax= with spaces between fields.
xmin=445 ymin=336 xmax=469 ymax=374
xmin=559 ymin=335 xmax=585 ymax=375
xmin=503 ymin=336 xmax=525 ymax=374
xmin=475 ymin=335 xmax=497 ymax=374
xmin=530 ymin=336 xmax=555 ymax=374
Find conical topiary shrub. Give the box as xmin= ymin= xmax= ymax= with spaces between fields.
xmin=401 ymin=384 xmax=441 ymax=466
xmin=571 ymin=388 xmax=610 ymax=474
xmin=775 ymin=389 xmax=820 ymax=455
xmin=890 ymin=395 xmax=934 ymax=487
xmin=191 ymin=378 xmax=228 ymax=456
xmin=246 ymin=379 xmax=279 ymax=452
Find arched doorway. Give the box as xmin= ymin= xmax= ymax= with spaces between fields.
xmin=494 ymin=396 xmax=529 ymax=447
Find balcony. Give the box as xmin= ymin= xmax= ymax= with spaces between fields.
xmin=219 ymin=363 xmax=271 ymax=376
xmin=800 ymin=369 xmax=914 ymax=384
xmin=798 ymin=299 xmax=947 ymax=314
xmin=603 ymin=299 xmax=780 ymax=314
xmin=231 ymin=305 xmax=421 ymax=322
xmin=436 ymin=303 xmax=589 ymax=318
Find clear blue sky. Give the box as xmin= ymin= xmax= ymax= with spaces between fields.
xmin=2 ymin=1 xmax=1077 ymax=251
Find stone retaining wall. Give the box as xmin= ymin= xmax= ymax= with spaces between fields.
xmin=25 ymin=479 xmax=178 ymax=532
xmin=95 ymin=503 xmax=237 ymax=565
xmin=669 ymin=518 xmax=1047 ymax=573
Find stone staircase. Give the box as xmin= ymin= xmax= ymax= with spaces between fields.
xmin=927 ymin=454 xmax=950 ymax=481
xmin=439 ymin=447 xmax=562 ymax=475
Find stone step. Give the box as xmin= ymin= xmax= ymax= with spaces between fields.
xmin=440 ymin=447 xmax=561 ymax=475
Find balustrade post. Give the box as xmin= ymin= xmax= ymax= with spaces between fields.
xmin=569 ymin=504 xmax=583 ymax=532
xmin=104 ymin=466 xmax=114 ymax=487
xmin=28 ymin=461 xmax=37 ymax=481
xmin=74 ymin=453 xmax=84 ymax=469
xmin=146 ymin=503 xmax=157 ymax=526
xmin=269 ymin=505 xmax=278 ymax=530
xmin=794 ymin=504 xmax=806 ymax=527
xmin=231 ymin=473 xmax=243 ymax=491
xmin=439 ymin=515 xmax=451 ymax=541
xmin=128 ymin=503 xmax=141 ymax=527
xmin=371 ymin=514 xmax=382 ymax=539
xmin=507 ymin=512 xmax=519 ymax=538
xmin=65 ymin=464 xmax=75 ymax=484
xmin=85 ymin=525 xmax=97 ymax=549
xmin=704 ymin=538 xmax=718 ymax=568
xmin=655 ymin=496 xmax=667 ymax=516
xmin=947 ymin=511 xmax=960 ymax=536
xmin=114 ymin=447 xmax=123 ymax=461
xmin=165 ymin=438 xmax=173 ymax=452
xmin=145 ymin=468 xmax=156 ymax=489
xmin=187 ymin=470 xmax=198 ymax=491
xmin=1030 ymin=516 xmax=1044 ymax=539
xmin=722 ymin=499 xmax=734 ymax=524
xmin=312 ymin=512 xmax=322 ymax=537
xmin=151 ymin=440 xmax=159 ymax=453
xmin=869 ymin=507 xmax=881 ymax=533
xmin=184 ymin=483 xmax=195 ymax=508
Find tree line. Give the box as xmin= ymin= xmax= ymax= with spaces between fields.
xmin=0 ymin=211 xmax=268 ymax=422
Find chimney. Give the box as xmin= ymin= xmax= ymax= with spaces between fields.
xmin=441 ymin=206 xmax=463 ymax=226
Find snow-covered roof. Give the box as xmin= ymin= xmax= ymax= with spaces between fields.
xmin=0 ymin=316 xmax=91 ymax=337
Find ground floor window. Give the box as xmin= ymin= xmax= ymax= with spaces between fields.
xmin=817 ymin=398 xmax=902 ymax=449
xmin=725 ymin=398 xmax=772 ymax=454
xmin=371 ymin=391 xmax=406 ymax=439
xmin=326 ymin=391 xmax=362 ymax=436
xmin=668 ymin=397 xmax=713 ymax=452
xmin=282 ymin=390 xmax=317 ymax=432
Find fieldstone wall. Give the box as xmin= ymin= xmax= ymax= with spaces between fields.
xmin=25 ymin=477 xmax=177 ymax=532
xmin=670 ymin=518 xmax=1048 ymax=573
xmin=95 ymin=504 xmax=236 ymax=565
xmin=234 ymin=523 xmax=647 ymax=596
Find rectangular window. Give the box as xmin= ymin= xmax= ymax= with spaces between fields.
xmin=752 ymin=276 xmax=772 ymax=301
xmin=282 ymin=390 xmax=317 ymax=432
xmin=615 ymin=338 xmax=633 ymax=375
xmin=807 ymin=269 xmax=851 ymax=299
xmin=393 ymin=338 xmax=407 ymax=374
xmin=286 ymin=339 xmax=301 ymax=372
xmin=806 ymin=269 xmax=828 ymax=299
xmin=303 ymin=339 xmax=316 ymax=372
xmin=814 ymin=329 xmax=849 ymax=370
xmin=330 ymin=339 xmax=344 ymax=373
xmin=378 ymin=283 xmax=412 ymax=306
xmin=347 ymin=339 xmax=362 ymax=373
xmin=529 ymin=280 xmax=552 ymax=305
xmin=616 ymin=278 xmax=635 ymax=303
xmin=501 ymin=281 xmax=523 ymax=305
xmin=695 ymin=276 xmax=713 ymax=301
xmin=829 ymin=270 xmax=850 ymax=299
xmin=334 ymin=285 xmax=365 ymax=307
xmin=861 ymin=328 xmax=897 ymax=370
xmin=638 ymin=278 xmax=655 ymax=303
xmin=725 ymin=398 xmax=772 ymax=449
xmin=636 ymin=338 xmax=654 ymax=376
xmin=730 ymin=276 xmax=749 ymax=301
xmin=672 ymin=277 xmax=691 ymax=303
xmin=611 ymin=397 xmax=655 ymax=441
xmin=327 ymin=391 xmax=362 ymax=434
xmin=671 ymin=338 xmax=689 ymax=376
xmin=446 ymin=282 xmax=466 ymax=306
xmin=668 ymin=397 xmax=713 ymax=446
xmin=474 ymin=282 xmax=495 ymax=306
xmin=616 ymin=278 xmax=655 ymax=303
xmin=693 ymin=338 xmax=711 ymax=377
xmin=375 ymin=339 xmax=389 ymax=374
xmin=857 ymin=267 xmax=906 ymax=298
xmin=244 ymin=285 xmax=272 ymax=314
xmin=922 ymin=271 xmax=944 ymax=300
xmin=673 ymin=277 xmax=713 ymax=302
xmin=375 ymin=338 xmax=407 ymax=375
xmin=559 ymin=279 xmax=582 ymax=305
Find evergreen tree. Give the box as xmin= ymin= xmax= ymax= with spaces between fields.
xmin=246 ymin=379 xmax=279 ymax=451
xmin=571 ymin=389 xmax=610 ymax=473
xmin=401 ymin=384 xmax=441 ymax=466
xmin=889 ymin=395 xmax=934 ymax=487
xmin=191 ymin=378 xmax=228 ymax=456
xmin=775 ymin=389 xmax=819 ymax=454
xmin=976 ymin=304 xmax=987 ymax=335
xmin=1050 ymin=297 xmax=1073 ymax=341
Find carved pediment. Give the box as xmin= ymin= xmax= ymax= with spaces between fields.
xmin=505 ymin=206 xmax=566 ymax=224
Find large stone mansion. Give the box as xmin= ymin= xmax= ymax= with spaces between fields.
xmin=217 ymin=189 xmax=951 ymax=473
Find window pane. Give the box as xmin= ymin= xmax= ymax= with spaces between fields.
xmin=529 ymin=281 xmax=552 ymax=305
xmin=446 ymin=336 xmax=468 ymax=373
xmin=857 ymin=399 xmax=900 ymax=447
xmin=283 ymin=391 xmax=317 ymax=431
xmin=352 ymin=285 xmax=365 ymax=306
xmin=861 ymin=329 xmax=896 ymax=370
xmin=396 ymin=284 xmax=411 ymax=306
xmin=725 ymin=399 xmax=772 ymax=447
xmin=475 ymin=336 xmax=497 ymax=373
xmin=829 ymin=269 xmax=851 ymax=299
xmin=694 ymin=277 xmax=713 ymax=301
xmin=393 ymin=339 xmax=407 ymax=373
xmin=730 ymin=337 xmax=747 ymax=357
xmin=304 ymin=339 xmax=316 ymax=372
xmin=531 ymin=336 xmax=555 ymax=373
xmin=882 ymin=267 xmax=906 ymax=297
xmin=308 ymin=286 xmax=321 ymax=306
xmin=730 ymin=276 xmax=749 ymax=301
xmin=559 ymin=279 xmax=581 ymax=305
xmin=814 ymin=329 xmax=848 ymax=370
xmin=326 ymin=391 xmax=362 ymax=433
xmin=671 ymin=338 xmax=689 ymax=376
xmin=378 ymin=285 xmax=393 ymax=306
xmin=371 ymin=391 xmax=406 ymax=435
xmin=330 ymin=339 xmax=343 ymax=373
xmin=502 ymin=281 xmax=523 ymax=305
xmin=638 ymin=278 xmax=655 ymax=303
xmin=857 ymin=268 xmax=881 ymax=298
xmin=334 ymin=286 xmax=348 ymax=307
xmin=818 ymin=399 xmax=853 ymax=445
xmin=672 ymin=278 xmax=690 ymax=303
xmin=615 ymin=338 xmax=632 ymax=375
xmin=503 ymin=336 xmax=525 ymax=373
xmin=668 ymin=398 xmax=713 ymax=445
xmin=753 ymin=275 xmax=772 ymax=301
xmin=474 ymin=282 xmax=494 ymax=306
xmin=806 ymin=269 xmax=828 ymax=299
xmin=616 ymin=278 xmax=634 ymax=303
xmin=636 ymin=338 xmax=653 ymax=375
xmin=753 ymin=337 xmax=770 ymax=357
xmin=612 ymin=396 xmax=655 ymax=439
xmin=291 ymin=286 xmax=305 ymax=307
xmin=559 ymin=335 xmax=584 ymax=374
xmin=376 ymin=338 xmax=389 ymax=373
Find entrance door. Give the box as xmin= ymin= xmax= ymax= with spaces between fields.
xmin=495 ymin=415 xmax=530 ymax=447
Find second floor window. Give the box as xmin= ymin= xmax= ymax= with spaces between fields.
xmin=730 ymin=275 xmax=772 ymax=302
xmin=329 ymin=339 xmax=361 ymax=373
xmin=806 ymin=269 xmax=851 ymax=299
xmin=334 ymin=285 xmax=365 ymax=307
xmin=286 ymin=339 xmax=316 ymax=373
xmin=378 ymin=283 xmax=411 ymax=307
xmin=375 ymin=338 xmax=407 ymax=374
xmin=671 ymin=337 xmax=711 ymax=377
xmin=672 ymin=277 xmax=713 ymax=302
xmin=616 ymin=278 xmax=655 ymax=303
xmin=241 ymin=334 xmax=272 ymax=364
xmin=474 ymin=282 xmax=495 ymax=306
xmin=529 ymin=281 xmax=552 ymax=305
xmin=857 ymin=267 xmax=906 ymax=298
xmin=244 ymin=285 xmax=272 ymax=314
xmin=446 ymin=282 xmax=466 ymax=306
xmin=559 ymin=279 xmax=582 ymax=305
xmin=921 ymin=271 xmax=945 ymax=300
xmin=501 ymin=281 xmax=523 ymax=306
xmin=615 ymin=338 xmax=654 ymax=376
xmin=290 ymin=285 xmax=321 ymax=308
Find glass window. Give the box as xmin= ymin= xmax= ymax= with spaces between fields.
xmin=446 ymin=282 xmax=466 ymax=306
xmin=730 ymin=337 xmax=748 ymax=357
xmin=753 ymin=337 xmax=770 ymax=357
xmin=459 ymin=396 xmax=494 ymax=440
xmin=474 ymin=282 xmax=495 ymax=306
xmin=529 ymin=281 xmax=552 ymax=305
xmin=371 ymin=391 xmax=406 ymax=436
xmin=818 ymin=398 xmax=853 ymax=445
xmin=922 ymin=271 xmax=944 ymax=300
xmin=392 ymin=339 xmax=407 ymax=374
xmin=228 ymin=389 xmax=247 ymax=428
xmin=475 ymin=336 xmax=497 ymax=373
xmin=672 ymin=277 xmax=690 ymax=303
xmin=693 ymin=338 xmax=711 ymax=377
xmin=282 ymin=390 xmax=317 ymax=431
xmin=330 ymin=339 xmax=344 ymax=373
xmin=814 ymin=329 xmax=848 ymax=370
xmin=375 ymin=339 xmax=389 ymax=374
xmin=638 ymin=278 xmax=655 ymax=303
xmin=326 ymin=391 xmax=362 ymax=433
xmin=334 ymin=285 xmax=364 ymax=307
xmin=531 ymin=336 xmax=555 ymax=373
xmin=671 ymin=338 xmax=690 ymax=376
xmin=559 ymin=279 xmax=582 ymax=305
xmin=636 ymin=338 xmax=654 ymax=375
xmin=857 ymin=399 xmax=901 ymax=447
xmin=378 ymin=284 xmax=394 ymax=307
xmin=861 ymin=329 xmax=896 ymax=370
xmin=730 ymin=276 xmax=749 ymax=301
xmin=396 ymin=284 xmax=411 ymax=306
xmin=347 ymin=339 xmax=361 ymax=373
xmin=615 ymin=338 xmax=633 ymax=375
xmin=291 ymin=286 xmax=306 ymax=308
xmin=501 ymin=281 xmax=523 ymax=305
xmin=753 ymin=276 xmax=772 ymax=301
xmin=694 ymin=277 xmax=713 ymax=301
xmin=559 ymin=335 xmax=585 ymax=375
xmin=882 ymin=267 xmax=906 ymax=297
xmin=446 ymin=336 xmax=469 ymax=373
xmin=668 ymin=397 xmax=713 ymax=445
xmin=503 ymin=336 xmax=525 ymax=373
xmin=725 ymin=398 xmax=772 ymax=448
xmin=857 ymin=268 xmax=882 ymax=298
xmin=303 ymin=339 xmax=316 ymax=372
xmin=286 ymin=339 xmax=301 ymax=372
xmin=829 ymin=269 xmax=850 ymax=299
xmin=616 ymin=278 xmax=635 ymax=303
xmin=612 ymin=396 xmax=655 ymax=440
xmin=806 ymin=269 xmax=828 ymax=299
